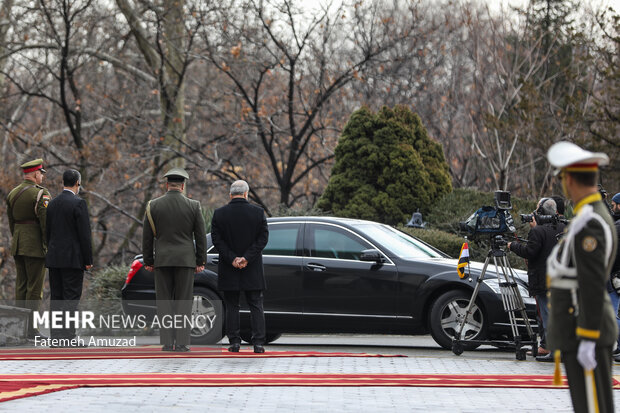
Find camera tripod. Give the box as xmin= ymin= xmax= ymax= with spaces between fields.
xmin=451 ymin=239 xmax=537 ymax=360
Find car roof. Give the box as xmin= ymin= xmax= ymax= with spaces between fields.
xmin=266 ymin=216 xmax=452 ymax=259
xmin=267 ymin=216 xmax=380 ymax=228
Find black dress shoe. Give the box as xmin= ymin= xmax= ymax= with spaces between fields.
xmin=175 ymin=345 xmax=190 ymax=352
xmin=228 ymin=343 xmax=240 ymax=352
xmin=253 ymin=345 xmax=265 ymax=354
xmin=162 ymin=345 xmax=175 ymax=351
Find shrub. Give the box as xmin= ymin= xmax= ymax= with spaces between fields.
xmin=400 ymin=226 xmax=465 ymax=258
xmin=82 ymin=265 xmax=127 ymax=316
xmin=202 ymin=205 xmax=214 ymax=233
xmin=273 ymin=205 xmax=331 ymax=217
xmin=80 ymin=265 xmax=155 ymax=336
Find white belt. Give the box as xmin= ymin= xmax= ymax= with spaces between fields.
xmin=549 ymin=277 xmax=578 ymax=290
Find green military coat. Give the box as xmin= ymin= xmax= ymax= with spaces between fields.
xmin=142 ymin=190 xmax=207 ymax=268
xmin=6 ymin=180 xmax=51 ymax=257
xmin=547 ymin=194 xmax=619 ymax=352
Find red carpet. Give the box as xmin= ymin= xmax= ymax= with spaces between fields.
xmin=2 ymin=373 xmax=619 ymax=403
xmin=0 ymin=382 xmax=79 ymax=403
xmin=0 ymin=346 xmax=404 ymax=360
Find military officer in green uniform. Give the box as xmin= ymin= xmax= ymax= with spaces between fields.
xmin=6 ymin=159 xmax=51 ymax=339
xmin=142 ymin=167 xmax=207 ymax=352
xmin=546 ymin=142 xmax=618 ymax=413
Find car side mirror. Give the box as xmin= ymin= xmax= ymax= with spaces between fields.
xmin=360 ymin=249 xmax=383 ymax=263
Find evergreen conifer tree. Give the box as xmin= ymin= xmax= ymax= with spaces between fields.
xmin=316 ymin=105 xmax=452 ymax=225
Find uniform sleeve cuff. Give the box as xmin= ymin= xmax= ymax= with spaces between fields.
xmin=576 ymin=327 xmax=600 ymax=340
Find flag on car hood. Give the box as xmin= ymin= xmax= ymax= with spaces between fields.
xmin=457 ymin=242 xmax=469 ymax=279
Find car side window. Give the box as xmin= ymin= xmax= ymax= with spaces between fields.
xmin=310 ymin=225 xmax=371 ymax=260
xmin=263 ymin=223 xmax=301 ymax=256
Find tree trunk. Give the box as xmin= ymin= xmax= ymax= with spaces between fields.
xmin=115 ymin=0 xmax=187 ymax=168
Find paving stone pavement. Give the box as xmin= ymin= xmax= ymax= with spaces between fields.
xmin=0 ymin=335 xmax=618 ymax=412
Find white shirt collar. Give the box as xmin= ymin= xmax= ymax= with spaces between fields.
xmin=63 ymin=188 xmax=76 ymax=195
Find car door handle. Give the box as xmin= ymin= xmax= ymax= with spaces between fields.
xmin=306 ymin=263 xmax=326 ymax=272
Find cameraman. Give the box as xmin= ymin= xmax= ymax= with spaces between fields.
xmin=609 ymin=193 xmax=620 ymax=361
xmin=507 ymin=198 xmax=566 ymax=360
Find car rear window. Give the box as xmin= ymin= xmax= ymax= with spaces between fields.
xmin=263 ymin=223 xmax=301 ymax=256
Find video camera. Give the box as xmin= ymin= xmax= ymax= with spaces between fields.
xmin=520 ymin=213 xmax=568 ymax=226
xmin=459 ymin=191 xmax=517 ymax=237
xmin=519 ymin=196 xmax=570 ymax=226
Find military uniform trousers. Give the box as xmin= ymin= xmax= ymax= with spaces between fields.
xmin=563 ymin=345 xmax=614 ymax=413
xmin=14 ymin=255 xmax=45 ymax=305
xmin=154 ymin=267 xmax=194 ymax=346
xmin=14 ymin=254 xmax=46 ymax=336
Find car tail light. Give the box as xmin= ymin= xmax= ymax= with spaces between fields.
xmin=125 ymin=260 xmax=143 ymax=285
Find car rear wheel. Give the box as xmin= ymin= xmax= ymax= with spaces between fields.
xmin=429 ymin=290 xmax=485 ymax=350
xmin=190 ymin=287 xmax=224 ymax=344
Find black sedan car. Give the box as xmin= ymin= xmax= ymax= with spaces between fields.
xmin=121 ymin=216 xmax=537 ymax=349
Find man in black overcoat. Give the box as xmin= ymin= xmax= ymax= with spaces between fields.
xmin=45 ymin=169 xmax=93 ymax=341
xmin=211 ymin=180 xmax=269 ymax=353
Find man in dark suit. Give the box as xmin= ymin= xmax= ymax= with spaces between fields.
xmin=45 ymin=169 xmax=93 ymax=341
xmin=142 ymin=167 xmax=207 ymax=352
xmin=211 ymin=180 xmax=269 ymax=353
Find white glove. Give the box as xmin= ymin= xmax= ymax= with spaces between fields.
xmin=577 ymin=340 xmax=597 ymax=371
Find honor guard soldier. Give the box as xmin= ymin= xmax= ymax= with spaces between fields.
xmin=142 ymin=167 xmax=207 ymax=352
xmin=6 ymin=159 xmax=51 ymax=339
xmin=546 ymin=142 xmax=618 ymax=413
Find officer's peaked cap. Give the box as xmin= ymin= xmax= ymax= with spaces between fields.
xmin=163 ymin=167 xmax=189 ymax=182
xmin=20 ymin=159 xmax=46 ymax=174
